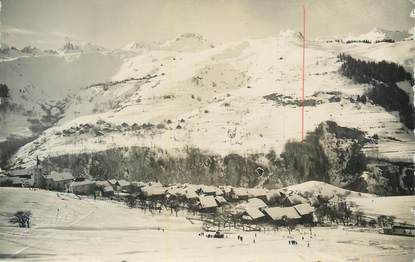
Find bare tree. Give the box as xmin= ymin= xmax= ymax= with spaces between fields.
xmin=10 ymin=211 xmax=32 ymax=228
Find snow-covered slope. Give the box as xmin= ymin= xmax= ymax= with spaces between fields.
xmin=3 ymin=33 xmax=414 ymax=168
xmin=281 ymin=181 xmax=374 ymax=200
xmin=348 ymin=195 xmax=415 ymax=224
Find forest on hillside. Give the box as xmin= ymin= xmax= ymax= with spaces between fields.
xmin=338 ymin=54 xmax=414 ymax=130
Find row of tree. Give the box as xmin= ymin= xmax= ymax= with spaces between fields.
xmin=314 ymin=198 xmax=395 ymax=228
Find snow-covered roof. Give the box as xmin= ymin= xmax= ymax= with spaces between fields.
xmin=117 ymin=180 xmax=130 ymax=187
xmin=103 ymin=186 xmax=114 ymax=192
xmin=70 ymin=180 xmax=96 ymax=187
xmin=232 ymin=187 xmax=249 ymax=197
xmin=247 ymin=198 xmax=267 ymax=208
xmin=7 ymin=177 xmax=24 ymax=184
xmin=141 ymin=186 xmax=166 ymax=197
xmin=95 ymin=181 xmax=110 ymax=187
xmin=199 ymin=196 xmax=218 ymax=209
xmin=244 ymin=208 xmax=265 ymax=220
xmin=236 ymin=198 xmax=267 ymax=211
xmin=131 ymin=181 xmax=146 ymax=188
xmin=263 ymin=206 xmax=301 ymax=220
xmin=247 ymin=188 xmax=267 ymax=197
xmin=293 ymin=203 xmax=315 ymax=216
xmin=167 ymin=187 xmax=186 ymax=196
xmin=9 ymin=167 xmax=36 ymax=177
xmin=9 ymin=169 xmax=27 ymax=177
xmin=215 ymin=196 xmax=227 ymax=204
xmin=48 ymin=171 xmax=74 ymax=182
xmin=199 ymin=185 xmax=223 ymax=195
xmin=286 ymin=194 xmax=308 ymax=205
xmin=185 ymin=190 xmax=198 ymax=199
xmin=108 ymin=179 xmax=117 ymax=185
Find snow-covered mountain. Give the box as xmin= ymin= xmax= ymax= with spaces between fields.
xmin=0 ymin=49 xmax=135 ymax=141
xmin=159 ymin=33 xmax=214 ymax=52
xmin=0 ymin=44 xmax=45 ymax=60
xmin=124 ymin=33 xmax=214 ymax=53
xmin=0 ymin=32 xmax=413 ymax=192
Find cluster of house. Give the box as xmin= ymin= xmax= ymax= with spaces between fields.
xmin=0 ymin=165 xmax=315 ymax=225
xmin=0 ymin=166 xmax=37 ymax=188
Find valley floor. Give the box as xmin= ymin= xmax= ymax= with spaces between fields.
xmin=0 ymin=188 xmax=413 ymax=262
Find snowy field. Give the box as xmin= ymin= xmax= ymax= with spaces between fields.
xmin=348 ymin=195 xmax=415 ymax=225
xmin=0 ymin=188 xmax=413 ymax=262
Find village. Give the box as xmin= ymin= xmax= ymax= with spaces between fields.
xmin=1 ymin=162 xmax=413 ymax=239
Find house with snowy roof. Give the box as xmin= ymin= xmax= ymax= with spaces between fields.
xmin=197 ymin=185 xmax=223 ymax=196
xmin=293 ymin=203 xmax=315 ymax=224
xmin=141 ymin=185 xmax=166 ymax=199
xmin=69 ymin=180 xmax=96 ymax=195
xmin=263 ymin=206 xmax=302 ymax=225
xmin=263 ymin=203 xmax=315 ymax=225
xmin=230 ymin=187 xmax=249 ymax=201
xmin=247 ymin=188 xmax=268 ymax=201
xmin=241 ymin=208 xmax=266 ymax=222
xmin=198 ymin=195 xmax=218 ymax=212
xmin=45 ymin=171 xmax=74 ymax=191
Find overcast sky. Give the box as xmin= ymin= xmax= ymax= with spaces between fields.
xmin=0 ymin=0 xmax=413 ymax=49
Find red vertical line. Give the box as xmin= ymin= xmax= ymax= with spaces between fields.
xmin=301 ymin=5 xmax=306 ymax=142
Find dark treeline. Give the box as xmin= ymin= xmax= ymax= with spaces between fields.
xmin=338 ymin=54 xmax=414 ymax=130
xmin=0 ymin=84 xmax=9 ymax=98
xmin=329 ymin=39 xmax=396 ymax=44
xmin=338 ymin=53 xmax=413 ymax=84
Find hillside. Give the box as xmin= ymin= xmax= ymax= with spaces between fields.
xmin=1 ymin=32 xmax=413 ymax=193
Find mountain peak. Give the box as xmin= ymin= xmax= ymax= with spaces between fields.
xmin=161 ymin=33 xmax=214 ymax=52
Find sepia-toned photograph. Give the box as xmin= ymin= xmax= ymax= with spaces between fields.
xmin=0 ymin=0 xmax=414 ymax=261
